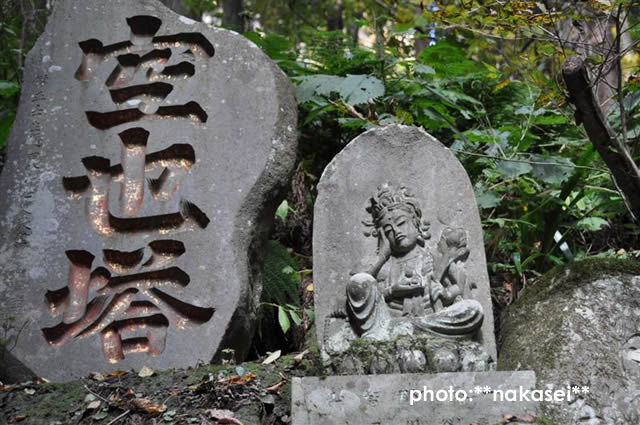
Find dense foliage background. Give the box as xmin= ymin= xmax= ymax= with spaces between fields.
xmin=1 ymin=0 xmax=639 ymax=356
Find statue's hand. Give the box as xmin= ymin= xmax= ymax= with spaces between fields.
xmin=430 ymin=279 xmax=444 ymax=301
xmin=378 ymin=232 xmax=392 ymax=258
xmin=390 ymin=278 xmax=424 ymax=297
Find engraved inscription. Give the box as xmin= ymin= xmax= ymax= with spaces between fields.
xmin=62 ymin=127 xmax=209 ymax=235
xmin=43 ymin=15 xmax=216 ymax=362
xmin=43 ymin=241 xmax=214 ymax=363
xmin=75 ymin=15 xmax=212 ymax=130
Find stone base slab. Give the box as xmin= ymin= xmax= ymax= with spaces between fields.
xmin=292 ymin=371 xmax=538 ymax=425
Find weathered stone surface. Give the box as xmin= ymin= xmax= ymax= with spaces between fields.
xmin=324 ymin=335 xmax=493 ymax=375
xmin=292 ymin=371 xmax=538 ymax=425
xmin=314 ymin=125 xmax=496 ymax=363
xmin=0 ymin=0 xmax=297 ymax=382
xmin=499 ymin=258 xmax=640 ymax=424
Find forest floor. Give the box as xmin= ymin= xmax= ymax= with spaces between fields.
xmin=0 ymin=346 xmax=322 ymax=425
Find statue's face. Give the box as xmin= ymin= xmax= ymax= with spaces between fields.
xmin=381 ymin=208 xmax=419 ymax=255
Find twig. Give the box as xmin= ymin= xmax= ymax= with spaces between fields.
xmin=18 ymin=0 xmax=26 ymax=80
xmin=449 ymin=148 xmax=609 ymax=173
xmin=327 ymin=99 xmax=366 ymax=120
xmin=616 ymin=4 xmax=628 ymax=149
xmin=83 ymin=385 xmax=111 ymax=405
xmin=105 ymin=409 xmax=130 ymax=425
xmin=543 ymin=0 xmax=566 ymax=57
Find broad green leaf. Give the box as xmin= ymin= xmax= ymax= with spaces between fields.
xmin=289 ymin=310 xmax=303 ymax=326
xmin=474 ymin=188 xmax=500 ymax=209
xmin=391 ymin=22 xmax=414 ymax=33
xmin=278 ymin=306 xmax=290 ymax=334
xmin=337 ymin=117 xmax=366 ymax=129
xmin=275 ymin=200 xmax=288 ymax=220
xmin=0 ymin=81 xmax=19 ymax=98
xmin=530 ymin=156 xmax=574 ymax=184
xmin=496 ymin=160 xmax=532 ymax=178
xmin=339 ymin=74 xmax=385 ymax=105
xmin=304 ymin=308 xmax=315 ymax=321
xmin=418 ymin=40 xmax=479 ymax=77
xmin=532 ymin=114 xmax=568 ymax=125
xmin=624 ymin=90 xmax=640 ymax=112
xmin=513 ymin=252 xmax=522 ymax=275
xmin=281 ymin=265 xmax=295 ymax=275
xmin=577 ymin=217 xmax=609 ymax=231
xmin=415 ymin=64 xmax=436 ymax=75
xmin=0 ymin=112 xmax=15 ymax=150
xmin=295 ymin=74 xmax=384 ymax=105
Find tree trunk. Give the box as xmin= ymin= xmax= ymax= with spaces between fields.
xmin=327 ymin=0 xmax=343 ymax=31
xmin=562 ymin=56 xmax=640 ymax=220
xmin=554 ymin=2 xmax=632 ymax=113
xmin=222 ymin=0 xmax=245 ymax=33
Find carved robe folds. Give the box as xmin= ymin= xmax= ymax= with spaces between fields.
xmin=346 ymin=230 xmax=484 ymax=342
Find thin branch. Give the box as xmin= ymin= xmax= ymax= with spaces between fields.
xmin=449 ymin=148 xmax=609 ymax=173
xmin=18 ymin=0 xmax=26 ymax=80
xmin=544 ymin=0 xmax=566 ymax=57
xmin=616 ymin=4 xmax=628 ymax=149
xmin=83 ymin=385 xmax=111 ymax=405
xmin=105 ymin=410 xmax=130 ymax=425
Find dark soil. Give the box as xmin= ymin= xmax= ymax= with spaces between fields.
xmin=0 ymin=348 xmax=323 ymax=425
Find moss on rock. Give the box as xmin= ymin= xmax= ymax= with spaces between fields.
xmin=498 ymin=257 xmax=640 ymax=424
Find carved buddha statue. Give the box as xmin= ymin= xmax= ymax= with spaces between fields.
xmin=345 ymin=183 xmax=484 ymax=341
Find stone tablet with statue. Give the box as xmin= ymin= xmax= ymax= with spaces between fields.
xmin=313 ymin=124 xmax=496 ymax=374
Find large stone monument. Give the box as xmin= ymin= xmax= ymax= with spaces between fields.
xmin=500 ymin=258 xmax=640 ymax=424
xmin=0 ymin=0 xmax=297 ymax=381
xmin=293 ymin=125 xmax=538 ymax=424
xmin=314 ymin=125 xmax=495 ymax=373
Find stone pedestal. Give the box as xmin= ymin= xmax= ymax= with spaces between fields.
xmin=292 ymin=371 xmax=539 ymax=425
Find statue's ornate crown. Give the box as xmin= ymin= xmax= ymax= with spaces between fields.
xmin=366 ymin=183 xmax=421 ymax=225
xmin=362 ymin=182 xmax=430 ymax=243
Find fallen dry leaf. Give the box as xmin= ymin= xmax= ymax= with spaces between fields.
xmin=13 ymin=414 xmax=27 ymax=422
xmin=306 ymin=284 xmax=314 ymax=292
xmin=108 ymin=370 xmax=128 ymax=377
xmin=262 ymin=350 xmax=281 ymax=365
xmin=132 ymin=397 xmax=167 ymax=414
xmin=502 ymin=413 xmax=514 ymax=423
xmin=88 ymin=372 xmax=105 ymax=381
xmin=265 ymin=380 xmax=286 ymax=394
xmin=207 ymin=409 xmax=235 ymax=419
xmin=87 ymin=400 xmax=101 ymax=410
xmin=206 ymin=409 xmax=244 ymax=424
xmin=138 ymin=366 xmax=155 ymax=378
xmin=1 ymin=385 xmax=12 ymax=392
xmin=33 ymin=377 xmax=49 ymax=384
xmin=293 ymin=350 xmax=308 ymax=362
xmin=124 ymin=389 xmax=136 ymax=398
xmin=517 ymin=413 xmax=536 ymax=423
xmin=109 ymin=393 xmax=123 ymax=404
xmin=219 ymin=372 xmax=256 ymax=385
xmin=218 ymin=419 xmax=244 ymax=425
